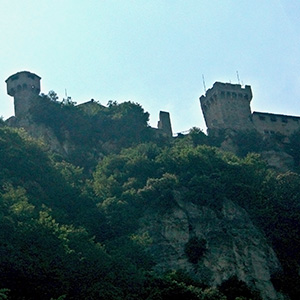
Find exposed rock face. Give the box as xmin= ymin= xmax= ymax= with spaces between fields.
xmin=139 ymin=197 xmax=281 ymax=300
xmin=6 ymin=116 xmax=71 ymax=156
xmin=261 ymin=150 xmax=294 ymax=172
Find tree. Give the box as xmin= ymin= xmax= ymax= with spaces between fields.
xmin=184 ymin=237 xmax=207 ymax=264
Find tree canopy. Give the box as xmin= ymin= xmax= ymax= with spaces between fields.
xmin=1 ymin=100 xmax=300 ymax=299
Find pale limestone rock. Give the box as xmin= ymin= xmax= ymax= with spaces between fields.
xmin=139 ymin=198 xmax=282 ymax=300
xmin=6 ymin=116 xmax=70 ymax=156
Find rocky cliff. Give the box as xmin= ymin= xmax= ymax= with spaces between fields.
xmin=6 ymin=115 xmax=72 ymax=156
xmin=139 ymin=197 xmax=282 ymax=300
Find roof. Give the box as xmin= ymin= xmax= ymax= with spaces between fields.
xmin=253 ymin=111 xmax=300 ymax=120
xmin=5 ymin=71 xmax=41 ymax=82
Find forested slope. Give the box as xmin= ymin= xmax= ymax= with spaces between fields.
xmin=1 ymin=99 xmax=300 ymax=299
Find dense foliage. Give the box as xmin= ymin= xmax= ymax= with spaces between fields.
xmin=29 ymin=93 xmax=156 ymax=170
xmin=1 ymin=100 xmax=300 ymax=299
xmin=184 ymin=237 xmax=207 ymax=264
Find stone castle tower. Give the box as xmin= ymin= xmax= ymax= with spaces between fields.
xmin=199 ymin=82 xmax=253 ymax=133
xmin=6 ymin=71 xmax=41 ymax=118
xmin=157 ymin=111 xmax=173 ymax=137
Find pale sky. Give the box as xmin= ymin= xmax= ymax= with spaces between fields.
xmin=1 ymin=0 xmax=300 ymax=134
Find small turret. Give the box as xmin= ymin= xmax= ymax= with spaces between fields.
xmin=6 ymin=71 xmax=41 ymax=118
xmin=158 ymin=111 xmax=173 ymax=137
xmin=200 ymin=82 xmax=253 ymax=133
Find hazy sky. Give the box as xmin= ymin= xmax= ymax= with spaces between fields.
xmin=1 ymin=0 xmax=300 ymax=134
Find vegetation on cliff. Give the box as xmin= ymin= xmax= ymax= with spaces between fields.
xmin=1 ymin=99 xmax=300 ymax=299
xmin=29 ymin=92 xmax=158 ymax=170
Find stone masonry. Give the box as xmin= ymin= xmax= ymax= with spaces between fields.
xmin=200 ymin=82 xmax=300 ymax=137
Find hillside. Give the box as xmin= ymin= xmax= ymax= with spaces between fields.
xmin=1 ymin=94 xmax=300 ymax=300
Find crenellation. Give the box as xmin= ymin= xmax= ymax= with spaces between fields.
xmin=5 ymin=71 xmax=174 ymax=137
xmin=200 ymin=81 xmax=300 ymax=138
xmin=200 ymin=82 xmax=253 ymax=132
xmin=5 ymin=71 xmax=300 ymax=141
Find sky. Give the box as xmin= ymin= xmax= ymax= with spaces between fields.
xmin=0 ymin=0 xmax=300 ymax=134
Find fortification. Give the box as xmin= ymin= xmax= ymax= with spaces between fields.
xmin=200 ymin=82 xmax=253 ymax=133
xmin=157 ymin=111 xmax=173 ymax=137
xmin=200 ymin=82 xmax=300 ymax=138
xmin=6 ymin=71 xmax=41 ymax=118
xmin=252 ymin=112 xmax=300 ymax=137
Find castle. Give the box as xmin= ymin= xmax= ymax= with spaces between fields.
xmin=200 ymin=82 xmax=300 ymax=138
xmin=5 ymin=71 xmax=300 ymax=140
xmin=5 ymin=71 xmax=173 ymax=137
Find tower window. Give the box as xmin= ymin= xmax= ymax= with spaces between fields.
xmin=238 ymin=93 xmax=243 ymax=98
xmin=11 ymin=75 xmax=19 ymax=81
xmin=17 ymin=85 xmax=22 ymax=91
xmin=282 ymin=118 xmax=288 ymax=123
xmin=244 ymin=94 xmax=249 ymax=100
xmin=226 ymin=92 xmax=231 ymax=98
xmin=221 ymin=91 xmax=225 ymax=98
xmin=259 ymin=116 xmax=266 ymax=121
xmin=27 ymin=73 xmax=35 ymax=79
xmin=270 ymin=116 xmax=277 ymax=122
xmin=232 ymin=92 xmax=237 ymax=98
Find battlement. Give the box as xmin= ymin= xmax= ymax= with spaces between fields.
xmin=5 ymin=71 xmax=174 ymax=137
xmin=202 ymin=82 xmax=252 ymax=102
xmin=200 ymin=82 xmax=253 ymax=131
xmin=200 ymin=81 xmax=300 ymax=138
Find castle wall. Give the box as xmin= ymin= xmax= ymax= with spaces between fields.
xmin=252 ymin=112 xmax=300 ymax=137
xmin=200 ymin=82 xmax=300 ymax=138
xmin=200 ymin=82 xmax=253 ymax=132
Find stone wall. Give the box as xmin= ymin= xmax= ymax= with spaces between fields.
xmin=252 ymin=112 xmax=300 ymax=137
xmin=157 ymin=111 xmax=173 ymax=137
xmin=200 ymin=82 xmax=300 ymax=138
xmin=200 ymin=82 xmax=253 ymax=132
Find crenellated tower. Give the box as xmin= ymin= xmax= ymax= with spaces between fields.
xmin=6 ymin=71 xmax=41 ymax=119
xmin=199 ymin=82 xmax=253 ymax=133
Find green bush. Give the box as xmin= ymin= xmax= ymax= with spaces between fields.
xmin=232 ymin=130 xmax=265 ymax=157
xmin=184 ymin=237 xmax=207 ymax=264
xmin=218 ymin=276 xmax=261 ymax=300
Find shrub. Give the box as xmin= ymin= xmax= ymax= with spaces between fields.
xmin=184 ymin=237 xmax=207 ymax=264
